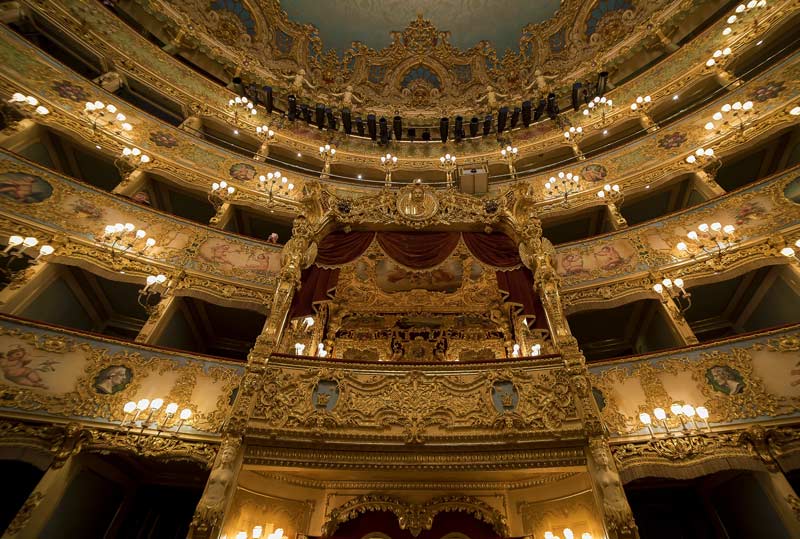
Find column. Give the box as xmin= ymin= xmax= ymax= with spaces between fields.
xmin=656 ymin=294 xmax=699 ymax=345
xmin=180 ymin=115 xmax=203 ymax=136
xmin=755 ymin=471 xmax=800 ymax=537
xmin=586 ymin=438 xmax=639 ymax=539
xmin=92 ymin=71 xmax=124 ymax=93
xmin=209 ymin=202 xmax=235 ymax=229
xmin=187 ymin=215 xmax=318 ymax=538
xmin=1 ymin=424 xmax=85 ymax=539
xmin=691 ymin=170 xmax=726 ymax=199
xmin=603 ymin=202 xmax=627 ymax=230
xmin=0 ymin=260 xmax=58 ymax=314
xmin=135 ymin=294 xmax=179 ymax=344
xmin=637 ymin=112 xmax=657 ymax=133
xmin=112 ymin=169 xmax=148 ymax=198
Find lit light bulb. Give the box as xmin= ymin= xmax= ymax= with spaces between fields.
xmin=673 ymin=278 xmax=684 ymax=289
xmin=671 ymin=403 xmax=683 ymax=415
xmin=7 ymin=235 xmax=23 ymax=247
xmin=166 ymin=402 xmax=179 ymax=414
xmin=639 ymin=412 xmax=652 ymax=425
xmin=696 ymin=406 xmax=709 ymax=419
xmin=723 ymin=224 xmax=735 ymax=235
xmin=38 ymin=245 xmax=54 ymax=257
xmin=137 ymin=398 xmax=150 ymax=411
xmin=687 ymin=231 xmax=699 ymax=241
xmin=698 ymin=223 xmax=710 ymax=232
xmin=123 ymin=401 xmax=137 ymax=413
xmin=22 ymin=237 xmax=38 ymax=248
xmin=653 ymin=408 xmax=667 ymax=420
xmin=179 ymin=408 xmax=192 ymax=420
xmin=150 ymin=398 xmax=164 ymax=410
xmin=653 ymin=283 xmax=663 ymax=294
xmin=682 ymin=404 xmax=696 ymax=417
xmin=704 ymin=122 xmax=715 ymax=130
xmin=677 ymin=242 xmax=688 ymax=251
xmin=781 ymin=247 xmax=796 ymax=257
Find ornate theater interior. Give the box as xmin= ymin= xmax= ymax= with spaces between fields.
xmin=0 ymin=0 xmax=799 ymax=538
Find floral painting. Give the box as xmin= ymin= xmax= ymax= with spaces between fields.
xmin=149 ymin=131 xmax=179 ymax=148
xmin=0 ymin=172 xmax=53 ymax=203
xmin=749 ymin=80 xmax=785 ymax=102
xmin=657 ymin=132 xmax=687 ymax=150
xmin=51 ymin=80 xmax=88 ymax=102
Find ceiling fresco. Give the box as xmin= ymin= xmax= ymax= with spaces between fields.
xmin=279 ymin=0 xmax=563 ymax=54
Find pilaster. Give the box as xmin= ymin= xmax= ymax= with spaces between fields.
xmin=691 ymin=170 xmax=726 ymax=199
xmin=0 ymin=260 xmax=58 ymax=314
xmin=656 ymin=294 xmax=699 ymax=345
xmin=604 ymin=201 xmax=628 ymax=230
xmin=586 ymin=438 xmax=640 ymax=539
xmin=111 ymin=168 xmax=148 ymax=198
xmin=92 ymin=71 xmax=124 ymax=93
xmin=135 ymin=294 xmax=179 ymax=344
xmin=209 ymin=202 xmax=235 ymax=229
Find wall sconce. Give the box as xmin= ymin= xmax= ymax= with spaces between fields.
xmin=100 ymin=223 xmax=156 ymax=259
xmin=500 ymin=145 xmax=518 ymax=180
xmin=121 ymin=398 xmax=193 ymax=433
xmin=8 ymin=92 xmax=49 ymax=116
xmin=583 ymin=95 xmax=612 ymax=119
xmin=294 ymin=343 xmax=306 ymax=356
xmin=676 ymin=222 xmax=736 ymax=260
xmin=316 ymin=342 xmax=328 ymax=358
xmin=209 ymin=181 xmax=236 ymax=210
xmin=380 ymin=153 xmax=398 ymax=186
xmin=563 ymin=126 xmax=585 ymax=160
xmin=1 ymin=235 xmax=54 ymax=280
xmin=531 ymin=343 xmax=542 ymax=356
xmin=545 ymin=171 xmax=581 ymax=204
xmin=639 ymin=403 xmax=711 ymax=438
xmin=780 ymin=239 xmax=800 ymax=260
xmin=318 ymin=143 xmax=336 ymax=179
xmin=83 ymin=100 xmax=132 ymax=135
xmin=115 ymin=146 xmax=152 ymax=177
xmin=629 ymin=95 xmax=651 ymax=111
xmin=227 ymin=95 xmax=257 ymax=130
xmin=258 ymin=172 xmax=294 ymax=205
xmin=705 ymin=100 xmax=754 ymax=138
xmin=439 ymin=154 xmax=457 ymax=187
xmin=137 ymin=273 xmax=169 ymax=314
xmin=653 ymin=277 xmax=691 ymax=314
xmin=719 ymin=0 xmax=768 ymax=37
xmin=596 ymin=183 xmax=622 ymax=202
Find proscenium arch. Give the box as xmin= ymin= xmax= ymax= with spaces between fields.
xmin=323 ymin=495 xmax=510 ymax=538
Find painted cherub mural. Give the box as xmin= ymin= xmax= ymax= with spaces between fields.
xmin=0 ymin=346 xmax=57 ymax=389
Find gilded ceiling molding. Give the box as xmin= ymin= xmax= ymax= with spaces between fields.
xmin=14 ymin=0 xmax=796 ymax=170
xmin=322 ymin=494 xmax=510 ymax=537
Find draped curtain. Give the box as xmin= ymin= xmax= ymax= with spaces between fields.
xmin=289 ymin=231 xmax=544 ymax=326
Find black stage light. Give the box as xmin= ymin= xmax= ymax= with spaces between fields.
xmin=597 ymin=71 xmax=609 ymax=97
xmin=244 ymin=82 xmax=259 ymax=105
xmin=326 ymin=107 xmax=336 ymax=130
xmin=440 ymin=117 xmax=449 ymax=143
xmin=229 ymin=76 xmax=243 ymax=95
xmin=521 ymin=100 xmax=532 ymax=127
xmin=379 ymin=117 xmax=389 ymax=143
xmin=262 ymin=86 xmax=274 ymax=113
xmin=393 ymin=116 xmax=402 ymax=141
xmin=301 ymin=104 xmax=312 ymax=124
xmin=342 ymin=108 xmax=352 ymax=134
xmin=287 ymin=94 xmax=297 ymax=121
xmin=367 ymin=114 xmax=377 ymax=140
xmin=483 ymin=114 xmax=492 ymax=136
xmin=546 ymin=93 xmax=559 ymax=120
xmin=407 ymin=128 xmax=416 ymax=141
xmin=356 ymin=116 xmax=365 ymax=137
xmin=469 ymin=117 xmax=479 ymax=137
xmin=454 ymin=116 xmax=463 ymax=142
xmin=510 ymin=107 xmax=520 ymax=129
xmin=572 ymin=82 xmax=582 ymax=111
xmin=422 ymin=129 xmax=431 ymax=141
xmin=315 ymin=104 xmax=325 ymax=129
xmin=497 ymin=106 xmax=509 ymax=133
xmin=534 ymin=98 xmax=546 ymax=122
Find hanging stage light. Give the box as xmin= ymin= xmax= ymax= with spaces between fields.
xmin=287 ymin=94 xmax=297 ymax=121
xmin=454 ymin=116 xmax=463 ymax=142
xmin=440 ymin=116 xmax=449 ymax=143
xmin=379 ymin=117 xmax=389 ymax=144
xmin=326 ymin=108 xmax=336 ymax=130
xmin=522 ymin=100 xmax=532 ymax=127
xmin=483 ymin=114 xmax=492 ymax=136
xmin=355 ymin=116 xmax=365 ymax=137
xmin=301 ymin=103 xmax=312 ymax=124
xmin=367 ymin=114 xmax=377 ymax=140
xmin=572 ymin=82 xmax=582 ymax=111
xmin=497 ymin=106 xmax=509 ymax=133
xmin=315 ymin=103 xmax=325 ymax=128
xmin=393 ymin=116 xmax=403 ymax=141
xmin=262 ymin=86 xmax=274 ymax=113
xmin=533 ymin=99 xmax=546 ymax=122
xmin=342 ymin=108 xmax=352 ymax=134
xmin=407 ymin=127 xmax=416 ymax=141
xmin=546 ymin=92 xmax=559 ymax=120
xmin=597 ymin=71 xmax=609 ymax=97
xmin=510 ymin=107 xmax=521 ymax=129
xmin=469 ymin=117 xmax=479 ymax=138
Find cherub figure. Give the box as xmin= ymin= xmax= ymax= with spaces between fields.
xmin=281 ymin=68 xmax=316 ymax=98
xmin=523 ymin=69 xmax=557 ymax=97
xmin=0 ymin=347 xmax=56 ymax=388
xmin=330 ymin=85 xmax=363 ymax=109
xmin=476 ymin=85 xmax=508 ymax=113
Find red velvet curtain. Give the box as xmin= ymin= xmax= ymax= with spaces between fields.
xmin=290 ymin=230 xmax=544 ymax=321
xmin=377 ymin=232 xmax=460 ymax=269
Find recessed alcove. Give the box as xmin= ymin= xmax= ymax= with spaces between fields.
xmin=152 ymin=296 xmax=266 ymax=361
xmin=223 ymin=206 xmax=292 ymax=244
xmin=15 ymin=264 xmax=148 ymax=340
xmin=541 ymin=206 xmax=612 ymax=245
xmin=139 ymin=172 xmax=217 ymax=225
xmin=620 ymin=174 xmax=708 ymax=226
xmin=682 ymin=265 xmax=800 ymax=342
xmin=114 ymin=76 xmax=185 ymax=127
xmin=715 ymin=126 xmax=800 ymax=192
xmin=567 ymin=299 xmax=683 ymax=361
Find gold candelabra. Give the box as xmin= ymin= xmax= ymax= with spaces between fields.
xmin=319 ymin=143 xmax=336 ymax=179
xmin=438 ymin=153 xmax=457 ymax=187
xmin=82 ymin=100 xmax=132 ymax=135
xmin=676 ymin=222 xmax=736 ymax=260
xmin=545 ymin=171 xmax=581 ymax=204
xmin=209 ymin=181 xmax=236 ymax=211
xmin=380 ymin=153 xmax=398 ymax=187
xmin=500 ymin=145 xmax=518 ymax=180
xmin=1 ymin=234 xmax=54 ymax=281
xmin=99 ymin=223 xmax=156 ymax=259
xmin=563 ymin=126 xmax=585 ymax=160
xmin=639 ymin=403 xmax=712 ymax=437
xmin=653 ymin=276 xmax=692 ymax=314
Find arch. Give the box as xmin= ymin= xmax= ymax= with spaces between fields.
xmin=323 ymin=495 xmax=509 ymax=538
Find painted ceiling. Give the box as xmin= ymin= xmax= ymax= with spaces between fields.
xmin=278 ymin=0 xmax=563 ymax=54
